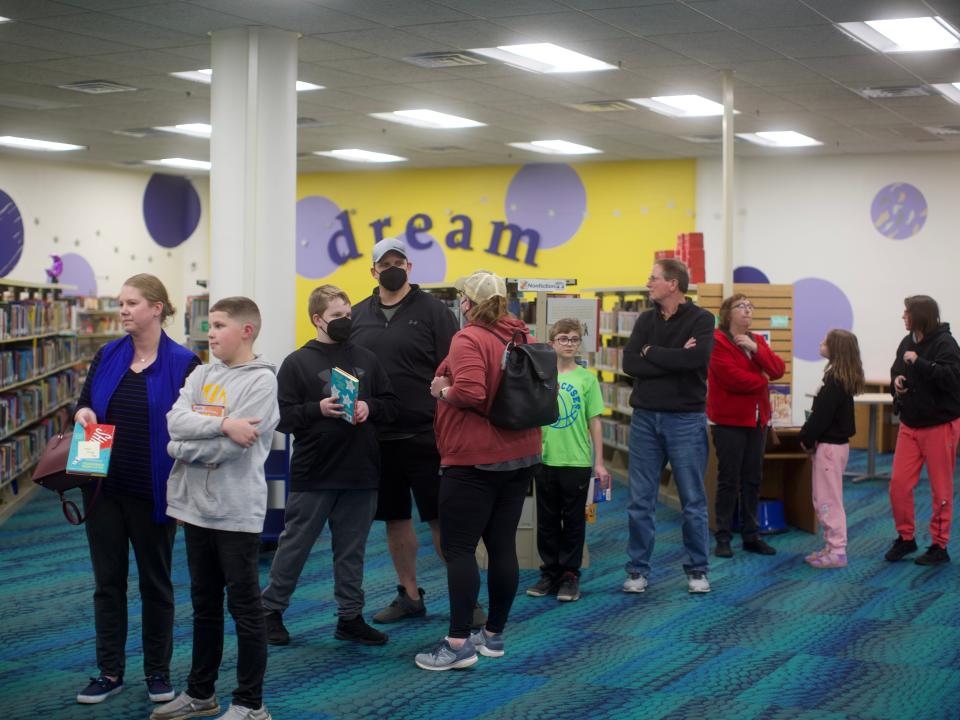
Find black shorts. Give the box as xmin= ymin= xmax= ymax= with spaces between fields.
xmin=375 ymin=432 xmax=441 ymax=523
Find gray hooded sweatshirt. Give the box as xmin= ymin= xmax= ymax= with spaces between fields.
xmin=165 ymin=357 xmax=280 ymax=533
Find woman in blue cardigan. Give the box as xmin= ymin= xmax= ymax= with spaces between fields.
xmin=73 ymin=274 xmax=199 ymax=706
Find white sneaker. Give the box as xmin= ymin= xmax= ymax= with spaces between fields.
xmin=687 ymin=571 xmax=711 ymax=593
xmin=217 ymin=704 xmax=272 ymax=720
xmin=622 ymin=573 xmax=648 ymax=593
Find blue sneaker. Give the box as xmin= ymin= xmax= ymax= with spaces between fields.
xmin=146 ymin=674 xmax=175 ymax=702
xmin=469 ymin=627 xmax=504 ymax=658
xmin=414 ymin=638 xmax=478 ymax=671
xmin=77 ymin=675 xmax=124 ymax=704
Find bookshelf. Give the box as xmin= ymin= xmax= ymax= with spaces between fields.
xmin=0 ymin=279 xmax=81 ymax=524
xmin=185 ymin=294 xmax=209 ymax=362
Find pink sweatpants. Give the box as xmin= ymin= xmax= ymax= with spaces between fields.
xmin=889 ymin=418 xmax=960 ymax=548
xmin=812 ymin=442 xmax=849 ymax=552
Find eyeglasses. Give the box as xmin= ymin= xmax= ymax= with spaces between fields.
xmin=647 ymin=275 xmax=665 ymax=283
xmin=554 ymin=336 xmax=582 ymax=346
xmin=732 ymin=302 xmax=754 ymax=311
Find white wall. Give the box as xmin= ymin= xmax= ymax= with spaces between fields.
xmin=697 ymin=152 xmax=960 ymax=424
xmin=0 ymin=156 xmax=209 ymax=343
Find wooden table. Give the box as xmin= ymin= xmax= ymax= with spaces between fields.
xmin=848 ymin=392 xmax=894 ymax=483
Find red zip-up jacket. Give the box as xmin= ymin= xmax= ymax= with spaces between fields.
xmin=434 ymin=315 xmax=542 ymax=466
xmin=707 ymin=329 xmax=785 ymax=427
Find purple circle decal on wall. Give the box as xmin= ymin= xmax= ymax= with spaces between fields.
xmin=143 ymin=174 xmax=201 ymax=248
xmin=871 ymin=183 xmax=927 ymax=240
xmin=401 ymin=233 xmax=446 ymax=284
xmin=57 ymin=253 xmax=97 ymax=297
xmin=505 ymin=163 xmax=586 ymax=250
xmin=0 ymin=190 xmax=25 ymax=277
xmin=733 ymin=266 xmax=770 ymax=283
xmin=793 ymin=277 xmax=853 ymax=361
xmin=297 ymin=195 xmax=356 ymax=279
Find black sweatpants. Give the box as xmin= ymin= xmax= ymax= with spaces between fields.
xmin=83 ymin=488 xmax=177 ymax=679
xmin=439 ymin=464 xmax=536 ymax=639
xmin=184 ymin=524 xmax=266 ymax=710
xmin=712 ymin=424 xmax=766 ymax=543
xmin=534 ymin=464 xmax=592 ymax=578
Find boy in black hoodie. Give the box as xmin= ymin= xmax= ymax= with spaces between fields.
xmin=261 ymin=285 xmax=400 ymax=645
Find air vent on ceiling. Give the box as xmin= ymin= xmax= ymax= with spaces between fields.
xmin=403 ymin=51 xmax=487 ymax=68
xmin=569 ymin=100 xmax=637 ymax=112
xmin=856 ymin=85 xmax=929 ymax=99
xmin=924 ymin=124 xmax=960 ymax=136
xmin=58 ymin=80 xmax=138 ymax=95
xmin=113 ymin=127 xmax=166 ymax=138
xmin=419 ymin=145 xmax=467 ymax=153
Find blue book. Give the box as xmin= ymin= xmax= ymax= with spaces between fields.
xmin=331 ymin=367 xmax=359 ymax=425
xmin=67 ymin=421 xmax=115 ymax=477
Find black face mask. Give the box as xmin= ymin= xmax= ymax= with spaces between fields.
xmin=323 ymin=316 xmax=352 ymax=343
xmin=378 ymin=266 xmax=407 ymax=292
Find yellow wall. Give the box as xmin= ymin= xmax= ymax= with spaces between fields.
xmin=296 ymin=159 xmax=696 ymax=343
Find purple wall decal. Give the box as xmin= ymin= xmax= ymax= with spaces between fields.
xmin=58 ymin=253 xmax=97 ymax=297
xmin=296 ymin=195 xmax=352 ymax=279
xmin=871 ymin=183 xmax=927 ymax=240
xmin=505 ymin=163 xmax=586 ymax=249
xmin=794 ymin=277 xmax=854 ymax=361
xmin=143 ymin=174 xmax=201 ymax=248
xmin=0 ymin=190 xmax=24 ymax=277
xmin=733 ymin=266 xmax=770 ymax=283
xmin=404 ymin=233 xmax=446 ymax=284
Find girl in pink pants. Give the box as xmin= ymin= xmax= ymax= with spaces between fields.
xmin=799 ymin=330 xmax=864 ymax=569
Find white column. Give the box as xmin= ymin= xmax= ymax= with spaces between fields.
xmin=209 ymin=27 xmax=297 ymax=365
xmin=721 ymin=69 xmax=735 ymax=294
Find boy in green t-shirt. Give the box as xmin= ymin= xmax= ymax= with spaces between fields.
xmin=527 ymin=318 xmax=611 ymax=602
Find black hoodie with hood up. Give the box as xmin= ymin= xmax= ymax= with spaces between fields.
xmin=890 ymin=323 xmax=960 ymax=428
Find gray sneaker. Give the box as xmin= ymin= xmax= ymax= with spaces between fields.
xmin=149 ymin=691 xmax=219 ymax=720
xmin=216 ymin=705 xmax=272 ymax=720
xmin=414 ymin=638 xmax=478 ymax=671
xmin=622 ymin=573 xmax=648 ymax=593
xmin=372 ymin=585 xmax=426 ymax=623
xmin=469 ymin=627 xmax=504 ymax=658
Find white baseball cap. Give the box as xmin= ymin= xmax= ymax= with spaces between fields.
xmin=454 ymin=270 xmax=507 ymax=303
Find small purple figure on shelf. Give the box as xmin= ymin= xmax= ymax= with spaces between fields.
xmin=45 ymin=254 xmax=63 ymax=284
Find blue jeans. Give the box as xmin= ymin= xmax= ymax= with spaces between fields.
xmin=626 ymin=409 xmax=710 ymax=577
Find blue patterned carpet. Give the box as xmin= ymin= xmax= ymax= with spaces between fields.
xmin=2 ymin=450 xmax=959 ymax=720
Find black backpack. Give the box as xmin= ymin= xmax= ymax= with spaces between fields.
xmin=479 ymin=327 xmax=559 ymax=430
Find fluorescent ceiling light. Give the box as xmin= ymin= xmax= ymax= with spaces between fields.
xmin=470 ymin=43 xmax=616 ymax=74
xmin=170 ymin=69 xmax=325 ymax=91
xmin=370 ymin=109 xmax=486 ymax=129
xmin=629 ymin=94 xmax=736 ymax=118
xmin=508 ymin=139 xmax=602 ymax=155
xmin=313 ymin=148 xmax=407 ymax=163
xmin=145 ymin=157 xmax=211 ymax=171
xmin=0 ymin=16 xmax=11 ymax=23
xmin=155 ymin=123 xmax=212 ymax=138
xmin=737 ymin=131 xmax=822 ymax=147
xmin=838 ymin=16 xmax=960 ymax=53
xmin=931 ymin=82 xmax=960 ymax=105
xmin=0 ymin=135 xmax=85 ymax=152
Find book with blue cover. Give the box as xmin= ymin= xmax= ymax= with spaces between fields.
xmin=67 ymin=422 xmax=115 ymax=477
xmin=330 ymin=367 xmax=359 ymax=425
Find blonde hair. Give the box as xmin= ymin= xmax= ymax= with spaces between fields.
xmin=209 ymin=296 xmax=262 ymax=341
xmin=308 ymin=285 xmax=350 ymax=325
xmin=122 ymin=274 xmax=175 ymax=324
xmin=467 ymin=296 xmax=509 ymax=327
xmin=824 ymin=329 xmax=865 ymax=395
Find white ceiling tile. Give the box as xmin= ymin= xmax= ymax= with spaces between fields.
xmin=802 ymin=55 xmax=919 ymax=85
xmin=889 ymin=50 xmax=960 ymax=84
xmin=0 ymin=22 xmax=139 ymax=54
xmin=108 ymin=3 xmax=254 ymax=33
xmin=401 ymin=19 xmax=529 ymax=47
xmin=743 ymin=25 xmax=873 ymax=59
xmin=729 ymin=59 xmax=833 ymax=86
xmin=313 ymin=0 xmax=472 ymax=26
xmin=575 ymin=36 xmax=702 ymax=69
xmin=0 ymin=0 xmax=86 ymax=19
xmin=764 ymin=84 xmax=874 ymax=110
xmin=685 ymin=0 xmax=828 ymax=29
xmin=648 ymin=30 xmax=782 ymax=64
xmin=492 ymin=11 xmax=633 ymax=43
xmin=93 ymin=49 xmax=216 ymax=73
xmin=317 ymin=57 xmax=456 ymax=83
xmin=191 ymin=0 xmax=378 ymax=34
xmin=298 ymin=36 xmax=373 ymax=63
xmin=0 ymin=42 xmax=70 ymax=63
xmin=27 ymin=12 xmax=205 ymax=48
xmin=433 ymin=0 xmax=570 ymax=17
xmin=399 ymin=78 xmax=534 ymax=103
xmin=590 ymin=4 xmax=726 ymax=36
xmin=799 ymin=0 xmax=936 ymax=23
xmin=317 ymin=27 xmax=455 ymax=57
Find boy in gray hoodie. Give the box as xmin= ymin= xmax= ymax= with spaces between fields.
xmin=153 ymin=297 xmax=279 ymax=720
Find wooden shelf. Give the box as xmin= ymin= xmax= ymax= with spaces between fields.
xmin=0 ymin=395 xmax=78 ymax=444
xmin=0 ymin=280 xmax=77 ymax=292
xmin=0 ymin=359 xmax=83 ymax=394
xmin=0 ymin=330 xmax=76 ymax=345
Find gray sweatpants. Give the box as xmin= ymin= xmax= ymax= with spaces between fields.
xmin=261 ymin=489 xmax=377 ymax=619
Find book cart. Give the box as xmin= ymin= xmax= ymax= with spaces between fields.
xmin=0 ymin=279 xmax=81 ymax=524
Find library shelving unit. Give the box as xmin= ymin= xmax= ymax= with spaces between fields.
xmin=0 ymin=279 xmax=82 ymax=524
xmin=76 ymin=297 xmax=123 ymax=381
xmin=185 ymin=294 xmax=210 ymax=362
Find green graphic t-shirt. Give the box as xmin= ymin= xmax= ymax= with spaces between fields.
xmin=542 ymin=366 xmax=605 ymax=467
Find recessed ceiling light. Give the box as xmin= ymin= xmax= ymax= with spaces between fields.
xmin=0 ymin=16 xmax=11 ymax=23
xmin=471 ymin=43 xmax=616 ymax=74
xmin=170 ymin=69 xmax=325 ymax=92
xmin=369 ymin=109 xmax=486 ymax=129
xmin=737 ymin=131 xmax=822 ymax=147
xmin=313 ymin=149 xmax=407 ymax=163
xmin=838 ymin=16 xmax=960 ymax=53
xmin=154 ymin=123 xmax=212 ymax=138
xmin=145 ymin=157 xmax=211 ymax=171
xmin=0 ymin=135 xmax=85 ymax=152
xmin=931 ymin=82 xmax=960 ymax=105
xmin=507 ymin=139 xmax=602 ymax=155
xmin=629 ymin=94 xmax=736 ymax=118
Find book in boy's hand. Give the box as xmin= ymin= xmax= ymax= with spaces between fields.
xmin=67 ymin=422 xmax=116 ymax=477
xmin=330 ymin=367 xmax=359 ymax=425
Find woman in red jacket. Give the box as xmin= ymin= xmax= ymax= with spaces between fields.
xmin=707 ymin=294 xmax=785 ymax=558
xmin=414 ymin=270 xmax=542 ymax=672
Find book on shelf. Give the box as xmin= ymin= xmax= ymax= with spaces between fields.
xmin=330 ymin=367 xmax=359 ymax=425
xmin=769 ymin=384 xmax=792 ymax=427
xmin=0 ymin=298 xmax=74 ymax=339
xmin=67 ymin=422 xmax=116 ymax=477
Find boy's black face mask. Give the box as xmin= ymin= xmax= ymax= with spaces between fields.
xmin=323 ymin=317 xmax=352 ymax=342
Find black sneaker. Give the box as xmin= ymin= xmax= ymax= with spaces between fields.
xmin=525 ymin=574 xmax=559 ymax=597
xmin=714 ymin=540 xmax=733 ymax=558
xmin=77 ymin=675 xmax=124 ymax=704
xmin=471 ymin=602 xmax=487 ymax=631
xmin=743 ymin=538 xmax=776 ymax=555
xmin=335 ymin=615 xmax=389 ymax=646
xmin=556 ymin=572 xmax=581 ymax=602
xmin=145 ymin=674 xmax=175 ymax=703
xmin=884 ymin=536 xmax=918 ymax=562
xmin=915 ymin=544 xmax=950 ymax=566
xmin=372 ymin=586 xmax=426 ymax=623
xmin=264 ymin=610 xmax=290 ymax=646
